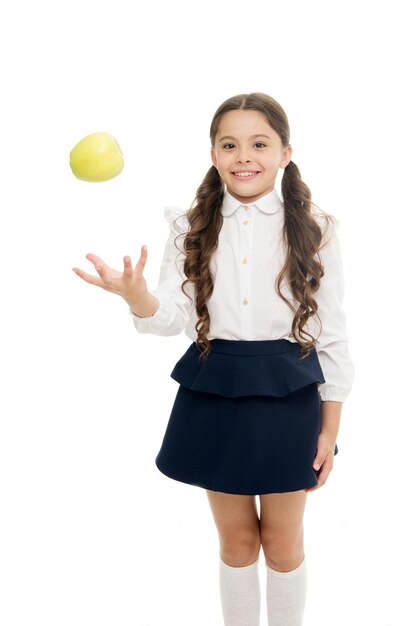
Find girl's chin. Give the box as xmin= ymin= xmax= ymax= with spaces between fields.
xmin=226 ymin=187 xmax=272 ymax=203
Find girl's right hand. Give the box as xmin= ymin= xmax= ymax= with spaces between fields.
xmin=72 ymin=245 xmax=150 ymax=310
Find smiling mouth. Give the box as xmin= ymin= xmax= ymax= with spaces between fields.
xmin=231 ymin=171 xmax=261 ymax=178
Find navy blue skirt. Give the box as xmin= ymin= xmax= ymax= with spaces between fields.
xmin=155 ymin=338 xmax=338 ymax=496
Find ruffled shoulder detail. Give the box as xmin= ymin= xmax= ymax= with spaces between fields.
xmin=311 ymin=207 xmax=340 ymax=249
xmin=170 ymin=341 xmax=326 ymax=398
xmin=163 ymin=206 xmax=190 ymax=234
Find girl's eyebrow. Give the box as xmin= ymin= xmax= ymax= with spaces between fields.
xmin=219 ymin=133 xmax=271 ymax=142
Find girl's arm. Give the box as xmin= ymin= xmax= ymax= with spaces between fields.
xmin=312 ymin=215 xmax=355 ymax=404
xmin=320 ymin=400 xmax=342 ymax=440
xmin=73 ymin=206 xmax=194 ymax=337
xmin=129 ymin=206 xmax=194 ymax=336
xmin=304 ymin=214 xmax=353 ymax=492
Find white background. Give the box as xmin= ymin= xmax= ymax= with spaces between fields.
xmin=0 ymin=1 xmax=415 ymax=624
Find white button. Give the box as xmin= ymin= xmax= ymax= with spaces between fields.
xmin=243 ymin=298 xmax=248 ymax=305
xmin=242 ymin=257 xmax=248 ymax=264
xmin=243 ymin=220 xmax=249 ymax=225
xmin=243 ymin=206 xmax=249 ymax=211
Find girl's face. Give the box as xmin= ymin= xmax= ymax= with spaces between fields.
xmin=211 ymin=109 xmax=292 ymax=204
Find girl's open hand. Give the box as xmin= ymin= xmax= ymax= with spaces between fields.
xmin=72 ymin=245 xmax=149 ymax=307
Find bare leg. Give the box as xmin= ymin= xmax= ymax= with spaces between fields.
xmin=206 ymin=489 xmax=262 ymax=625
xmin=206 ymin=489 xmax=261 ymax=566
xmin=260 ymin=490 xmax=308 ymax=626
xmin=259 ymin=490 xmax=307 ymax=571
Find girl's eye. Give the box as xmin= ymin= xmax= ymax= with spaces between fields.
xmin=222 ymin=142 xmax=267 ymax=150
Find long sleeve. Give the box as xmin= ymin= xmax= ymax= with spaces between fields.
xmin=130 ymin=206 xmax=195 ymax=336
xmin=311 ymin=215 xmax=355 ymax=402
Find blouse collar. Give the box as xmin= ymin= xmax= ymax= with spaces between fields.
xmin=221 ymin=188 xmax=283 ymax=217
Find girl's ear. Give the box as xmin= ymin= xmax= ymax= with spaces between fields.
xmin=280 ymin=144 xmax=293 ymax=169
xmin=211 ymin=147 xmax=218 ymax=169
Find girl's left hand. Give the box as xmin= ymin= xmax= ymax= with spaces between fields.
xmin=304 ymin=432 xmax=336 ymax=492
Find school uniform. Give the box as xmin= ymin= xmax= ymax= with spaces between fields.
xmin=130 ymin=188 xmax=355 ymax=495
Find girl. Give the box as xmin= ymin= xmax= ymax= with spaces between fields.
xmin=73 ymin=92 xmax=354 ymax=626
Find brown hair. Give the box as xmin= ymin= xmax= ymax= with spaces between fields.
xmin=173 ymin=92 xmax=334 ymax=362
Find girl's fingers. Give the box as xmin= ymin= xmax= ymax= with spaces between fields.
xmin=72 ymin=267 xmax=104 ymax=288
xmin=86 ymin=253 xmax=107 ymax=267
xmin=304 ymin=453 xmax=333 ymax=492
xmin=123 ymin=255 xmax=133 ymax=278
xmin=304 ymin=484 xmax=318 ymax=493
xmin=74 ymin=250 xmax=141 ymax=290
xmin=313 ymin=457 xmax=332 ymax=490
xmin=318 ymin=456 xmax=332 ymax=484
xmin=85 ymin=253 xmax=111 ymax=283
xmin=134 ymin=245 xmax=147 ymax=273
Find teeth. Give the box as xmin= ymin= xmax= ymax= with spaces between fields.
xmin=233 ymin=171 xmax=258 ymax=177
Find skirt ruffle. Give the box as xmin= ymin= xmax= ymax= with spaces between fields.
xmin=170 ymin=338 xmax=326 ymax=398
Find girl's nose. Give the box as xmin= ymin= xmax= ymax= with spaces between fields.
xmin=236 ymin=152 xmax=251 ymax=163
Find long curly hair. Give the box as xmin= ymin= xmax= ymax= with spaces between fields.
xmin=172 ymin=92 xmax=334 ymax=362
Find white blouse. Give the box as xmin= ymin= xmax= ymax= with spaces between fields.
xmin=130 ymin=188 xmax=355 ymax=402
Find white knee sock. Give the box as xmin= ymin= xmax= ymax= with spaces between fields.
xmin=266 ymin=557 xmax=307 ymax=626
xmin=219 ymin=556 xmax=261 ymax=626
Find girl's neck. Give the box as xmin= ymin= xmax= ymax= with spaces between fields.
xmin=225 ymin=186 xmax=276 ymax=204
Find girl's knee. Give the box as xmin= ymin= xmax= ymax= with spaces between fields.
xmin=261 ymin=535 xmax=304 ymax=572
xmin=220 ymin=532 xmax=261 ymax=567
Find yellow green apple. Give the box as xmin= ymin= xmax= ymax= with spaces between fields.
xmin=69 ymin=132 xmax=124 ymax=182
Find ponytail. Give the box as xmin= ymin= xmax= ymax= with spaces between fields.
xmin=282 ymin=160 xmax=311 ymax=207
xmin=181 ymin=165 xmax=225 ymax=362
xmin=279 ymin=160 xmax=327 ymax=359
